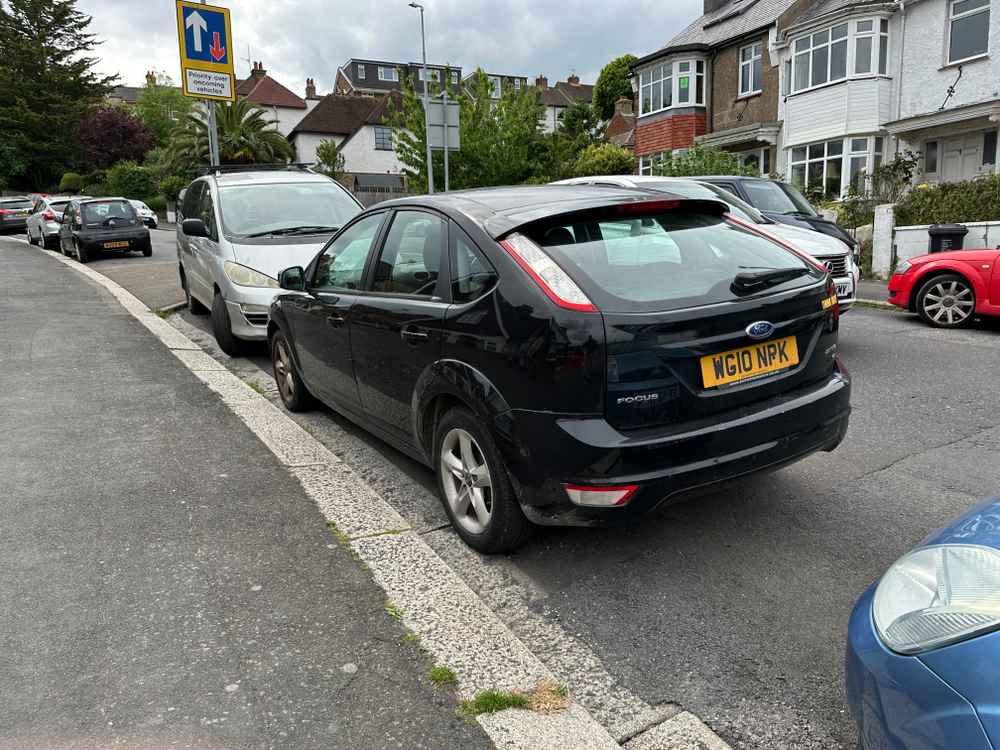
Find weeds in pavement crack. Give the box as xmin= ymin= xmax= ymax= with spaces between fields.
xmin=429 ymin=665 xmax=456 ymax=686
xmin=384 ymin=600 xmax=404 ymax=622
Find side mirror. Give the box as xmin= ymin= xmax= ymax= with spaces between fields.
xmin=278 ymin=266 xmax=306 ymax=291
xmin=182 ymin=218 xmax=208 ymax=238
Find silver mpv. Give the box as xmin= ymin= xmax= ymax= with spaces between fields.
xmin=176 ymin=167 xmax=363 ymax=355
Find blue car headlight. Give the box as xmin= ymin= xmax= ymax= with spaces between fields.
xmin=874 ymin=544 xmax=1000 ymax=654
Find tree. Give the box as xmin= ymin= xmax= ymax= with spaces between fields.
xmin=388 ymin=70 xmax=547 ymax=192
xmin=0 ymin=0 xmax=117 ymax=188
xmin=541 ymin=101 xmax=605 ymax=181
xmin=105 ymin=160 xmax=155 ymax=199
xmin=167 ymin=98 xmax=294 ymax=167
xmin=572 ymin=143 xmax=635 ymax=177
xmin=77 ymin=106 xmax=155 ymax=170
xmin=135 ymin=73 xmax=193 ymax=147
xmin=652 ymin=145 xmax=756 ymax=177
xmin=592 ymin=54 xmax=637 ymax=121
xmin=315 ymin=139 xmax=345 ymax=179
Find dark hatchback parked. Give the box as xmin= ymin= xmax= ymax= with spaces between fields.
xmin=0 ymin=196 xmax=34 ymax=233
xmin=268 ymin=186 xmax=851 ymax=552
xmin=59 ymin=197 xmax=152 ymax=263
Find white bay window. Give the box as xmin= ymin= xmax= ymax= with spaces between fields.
xmin=788 ymin=17 xmax=889 ymax=94
xmin=639 ymin=59 xmax=705 ymax=115
xmin=789 ymin=135 xmax=886 ymax=198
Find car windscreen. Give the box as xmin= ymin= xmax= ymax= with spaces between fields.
xmin=776 ymin=182 xmax=819 ymax=216
xmin=741 ymin=180 xmax=816 ymax=216
xmin=218 ymin=181 xmax=361 ymax=238
xmin=640 ymin=181 xmax=764 ymax=224
xmin=82 ymin=200 xmax=136 ymax=224
xmin=521 ymin=209 xmax=823 ymax=313
xmin=130 ymin=201 xmax=149 ymax=211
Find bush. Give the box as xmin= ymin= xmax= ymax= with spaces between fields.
xmin=158 ymin=175 xmax=188 ymax=203
xmin=894 ymin=174 xmax=1000 ymax=226
xmin=59 ymin=172 xmax=83 ymax=193
xmin=653 ymin=145 xmax=756 ymax=177
xmin=572 ymin=143 xmax=634 ymax=177
xmin=105 ymin=161 xmax=156 ymax=200
xmin=146 ymin=195 xmax=167 ymax=212
xmin=81 ymin=182 xmax=108 ymax=197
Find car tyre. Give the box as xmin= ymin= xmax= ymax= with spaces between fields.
xmin=434 ymin=407 xmax=532 ymax=554
xmin=74 ymin=239 xmax=89 ymax=264
xmin=211 ymin=291 xmax=246 ymax=356
xmin=916 ymin=273 xmax=975 ymax=329
xmin=141 ymin=239 xmax=152 ymax=257
xmin=181 ymin=270 xmax=208 ymax=315
xmin=27 ymin=228 xmax=37 ymax=245
xmin=271 ymin=331 xmax=313 ymax=412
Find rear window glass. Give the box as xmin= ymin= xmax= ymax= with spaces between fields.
xmin=2 ymin=200 xmax=32 ymax=210
xmin=50 ymin=201 xmax=69 ymax=211
xmin=523 ymin=210 xmax=823 ymax=313
xmin=82 ymin=200 xmax=135 ymax=223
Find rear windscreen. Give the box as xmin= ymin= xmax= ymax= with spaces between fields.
xmin=82 ymin=200 xmax=135 ymax=223
xmin=2 ymin=200 xmax=32 ymax=210
xmin=522 ymin=210 xmax=824 ymax=313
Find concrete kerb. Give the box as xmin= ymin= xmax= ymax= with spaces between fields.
xmin=32 ymin=241 xmax=736 ymax=750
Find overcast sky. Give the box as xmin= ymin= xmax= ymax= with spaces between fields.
xmin=81 ymin=0 xmax=701 ymax=92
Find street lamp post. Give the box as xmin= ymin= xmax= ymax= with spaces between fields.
xmin=409 ymin=2 xmax=434 ymax=194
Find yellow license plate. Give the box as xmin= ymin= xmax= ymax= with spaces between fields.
xmin=700 ymin=335 xmax=799 ymax=388
xmin=103 ymin=241 xmax=129 ymax=249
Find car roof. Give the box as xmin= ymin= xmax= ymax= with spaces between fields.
xmin=76 ymin=196 xmax=129 ymax=204
xmin=374 ymin=185 xmax=728 ymax=239
xmin=0 ymin=196 xmax=31 ymax=202
xmin=207 ymin=170 xmax=336 ymax=187
xmin=691 ymin=175 xmax=772 ymax=183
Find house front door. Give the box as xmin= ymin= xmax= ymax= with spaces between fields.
xmin=941 ymin=134 xmax=982 ymax=182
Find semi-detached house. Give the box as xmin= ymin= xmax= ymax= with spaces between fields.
xmin=632 ymin=0 xmax=800 ymax=176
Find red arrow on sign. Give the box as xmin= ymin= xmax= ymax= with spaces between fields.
xmin=210 ymin=32 xmax=226 ymax=62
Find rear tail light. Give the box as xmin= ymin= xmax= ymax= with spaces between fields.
xmin=0 ymin=209 xmax=9 ymax=216
xmin=616 ymin=199 xmax=679 ymax=215
xmin=42 ymin=210 xmax=56 ymax=221
xmin=499 ymin=233 xmax=597 ymax=312
xmin=564 ymin=484 xmax=638 ymax=507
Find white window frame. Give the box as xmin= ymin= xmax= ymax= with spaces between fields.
xmin=789 ymin=135 xmax=886 ymax=197
xmin=947 ymin=0 xmax=991 ymax=64
xmin=791 ymin=23 xmax=849 ymax=93
xmin=638 ymin=58 xmax=705 ymax=116
xmin=378 ymin=66 xmax=398 ymax=82
xmin=451 ymin=70 xmax=459 ymax=85
xmin=418 ymin=68 xmax=440 ymax=83
xmin=488 ymin=75 xmax=502 ymax=98
xmin=357 ymin=63 xmax=366 ymax=79
xmin=739 ymin=43 xmax=763 ymax=96
xmin=514 ymin=78 xmax=522 ymax=91
xmin=789 ymin=17 xmax=893 ymax=94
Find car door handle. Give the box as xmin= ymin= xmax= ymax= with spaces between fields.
xmin=401 ymin=328 xmax=429 ymax=342
xmin=327 ymin=314 xmax=346 ymax=328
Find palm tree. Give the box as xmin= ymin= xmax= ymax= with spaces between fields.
xmin=168 ymin=98 xmax=293 ymax=167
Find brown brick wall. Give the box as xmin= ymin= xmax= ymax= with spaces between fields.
xmin=635 ymin=112 xmax=707 ymax=156
xmin=710 ymin=35 xmax=778 ymax=134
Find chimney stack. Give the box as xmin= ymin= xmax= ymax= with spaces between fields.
xmin=614 ymin=96 xmax=634 ymax=116
xmin=535 ymin=74 xmax=548 ymax=89
xmin=567 ymin=73 xmax=580 ymax=86
xmin=251 ymin=61 xmax=267 ymax=79
xmin=145 ymin=70 xmax=157 ymax=87
xmin=305 ymin=78 xmax=317 ymax=99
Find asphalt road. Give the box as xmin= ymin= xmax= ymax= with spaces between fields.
xmin=171 ymin=302 xmax=1000 ymax=749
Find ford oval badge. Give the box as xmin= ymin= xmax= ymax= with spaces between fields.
xmin=746 ymin=321 xmax=775 ymax=340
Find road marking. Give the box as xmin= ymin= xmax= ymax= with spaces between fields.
xmin=31 ymin=241 xmax=734 ymax=750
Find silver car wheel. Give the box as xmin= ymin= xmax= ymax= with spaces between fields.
xmin=439 ymin=428 xmax=493 ymax=535
xmin=922 ymin=280 xmax=974 ymax=325
xmin=273 ymin=337 xmax=295 ymax=403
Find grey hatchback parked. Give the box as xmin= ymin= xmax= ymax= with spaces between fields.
xmin=176 ymin=166 xmax=363 ymax=356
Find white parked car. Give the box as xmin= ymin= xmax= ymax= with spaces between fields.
xmin=26 ymin=195 xmax=88 ymax=250
xmin=130 ymin=200 xmax=158 ymax=229
xmin=553 ymin=175 xmax=859 ymax=310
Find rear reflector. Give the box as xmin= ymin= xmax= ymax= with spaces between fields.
xmin=564 ymin=484 xmax=638 ymax=507
xmin=500 ymin=233 xmax=597 ymax=312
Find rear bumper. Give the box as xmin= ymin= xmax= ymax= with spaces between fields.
xmin=497 ymin=368 xmax=851 ymax=526
xmin=77 ymin=230 xmax=149 ymax=250
xmin=1 ymin=218 xmax=28 ymax=231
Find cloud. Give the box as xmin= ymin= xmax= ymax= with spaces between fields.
xmin=81 ymin=0 xmax=699 ymax=92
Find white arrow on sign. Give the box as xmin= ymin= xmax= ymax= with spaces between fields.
xmin=185 ymin=10 xmax=207 ymax=53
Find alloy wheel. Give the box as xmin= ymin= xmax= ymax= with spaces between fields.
xmin=922 ymin=280 xmax=974 ymax=326
xmin=273 ymin=337 xmax=296 ymax=404
xmin=439 ymin=428 xmax=493 ymax=535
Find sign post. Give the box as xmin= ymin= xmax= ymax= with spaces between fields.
xmin=176 ymin=0 xmax=235 ymax=167
xmin=425 ymin=95 xmax=460 ymax=192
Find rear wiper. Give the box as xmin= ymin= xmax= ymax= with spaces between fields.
xmin=731 ymin=267 xmax=810 ymax=295
xmin=245 ymin=225 xmax=339 ymax=238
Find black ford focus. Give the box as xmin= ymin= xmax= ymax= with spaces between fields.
xmin=268 ymin=186 xmax=850 ymax=552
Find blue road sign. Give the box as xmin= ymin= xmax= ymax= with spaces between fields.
xmin=181 ymin=4 xmax=229 ymax=65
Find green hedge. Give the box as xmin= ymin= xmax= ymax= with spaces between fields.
xmin=146 ymin=195 xmax=167 ymax=212
xmin=894 ymin=174 xmax=1000 ymax=226
xmin=59 ymin=172 xmax=83 ymax=193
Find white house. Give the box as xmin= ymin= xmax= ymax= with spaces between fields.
xmin=236 ymin=62 xmax=321 ymax=136
xmin=536 ymin=75 xmax=595 ymax=133
xmin=774 ymin=0 xmax=999 ymax=197
xmin=289 ymin=93 xmax=405 ymax=181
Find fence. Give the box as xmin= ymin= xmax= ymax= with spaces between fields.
xmin=351 ymin=188 xmax=410 ymax=208
xmin=872 ymin=204 xmax=1000 ymax=277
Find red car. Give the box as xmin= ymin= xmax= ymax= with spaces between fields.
xmin=888 ymin=249 xmax=1000 ymax=328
